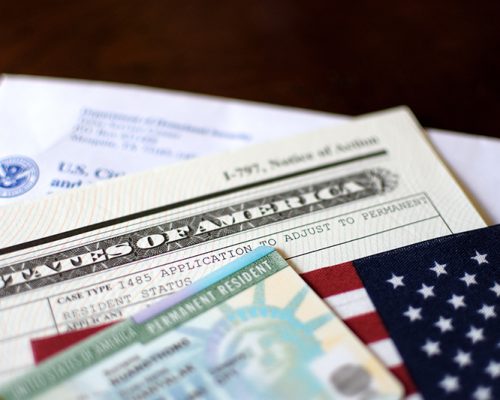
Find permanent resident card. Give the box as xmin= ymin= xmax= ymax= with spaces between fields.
xmin=0 ymin=247 xmax=403 ymax=400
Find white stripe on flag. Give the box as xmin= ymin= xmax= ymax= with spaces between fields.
xmin=369 ymin=338 xmax=403 ymax=368
xmin=324 ymin=288 xmax=374 ymax=319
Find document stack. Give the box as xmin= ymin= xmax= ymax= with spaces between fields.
xmin=0 ymin=75 xmax=498 ymax=400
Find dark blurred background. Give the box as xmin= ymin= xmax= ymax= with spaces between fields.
xmin=0 ymin=1 xmax=499 ymax=136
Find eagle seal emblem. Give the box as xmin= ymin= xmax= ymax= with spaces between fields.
xmin=0 ymin=156 xmax=39 ymax=198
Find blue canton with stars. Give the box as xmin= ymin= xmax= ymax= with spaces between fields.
xmin=354 ymin=225 xmax=500 ymax=400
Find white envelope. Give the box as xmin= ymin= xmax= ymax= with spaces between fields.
xmin=0 ymin=75 xmax=497 ymax=223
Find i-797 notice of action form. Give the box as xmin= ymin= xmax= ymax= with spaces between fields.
xmin=0 ymin=107 xmax=485 ymax=383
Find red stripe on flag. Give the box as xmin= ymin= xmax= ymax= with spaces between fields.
xmin=390 ymin=365 xmax=418 ymax=395
xmin=31 ymin=323 xmax=115 ymax=364
xmin=301 ymin=262 xmax=364 ymax=297
xmin=344 ymin=311 xmax=390 ymax=344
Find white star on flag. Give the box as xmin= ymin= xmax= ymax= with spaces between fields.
xmin=421 ymin=339 xmax=441 ymax=357
xmin=460 ymin=272 xmax=477 ymax=287
xmin=471 ymin=251 xmax=488 ymax=265
xmin=430 ymin=261 xmax=447 ymax=277
xmin=403 ymin=305 xmax=422 ymax=322
xmin=490 ymin=282 xmax=500 ymax=297
xmin=448 ymin=294 xmax=466 ymax=309
xmin=473 ymin=386 xmax=492 ymax=400
xmin=466 ymin=326 xmax=485 ymax=344
xmin=434 ymin=316 xmax=453 ymax=333
xmin=417 ymin=283 xmax=435 ymax=299
xmin=386 ymin=273 xmax=404 ymax=289
xmin=439 ymin=374 xmax=460 ymax=393
xmin=485 ymin=360 xmax=500 ymax=378
xmin=477 ymin=304 xmax=496 ymax=320
xmin=453 ymin=349 xmax=472 ymax=368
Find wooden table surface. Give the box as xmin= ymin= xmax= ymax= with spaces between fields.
xmin=1 ymin=1 xmax=499 ymax=137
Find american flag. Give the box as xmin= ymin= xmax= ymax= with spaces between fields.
xmin=303 ymin=225 xmax=500 ymax=400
